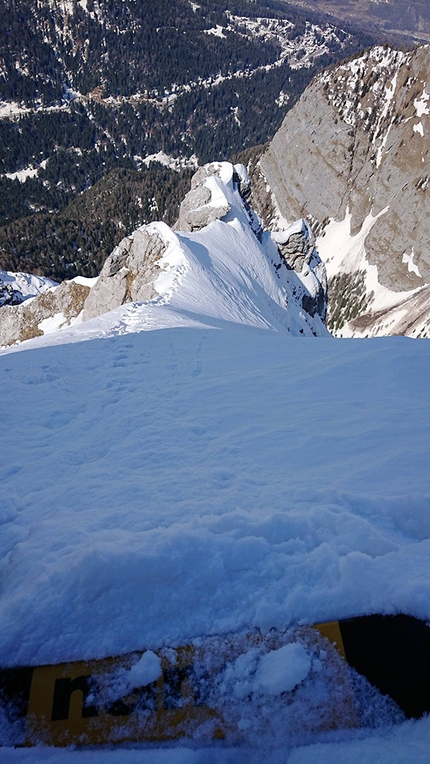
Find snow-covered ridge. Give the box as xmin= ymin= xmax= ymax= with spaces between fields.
xmin=0 ymin=162 xmax=329 ymax=351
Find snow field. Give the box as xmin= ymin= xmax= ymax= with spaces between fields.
xmin=1 ymin=327 xmax=429 ymax=671
xmin=316 ymin=210 xmax=429 ymax=337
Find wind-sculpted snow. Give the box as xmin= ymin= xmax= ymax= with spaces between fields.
xmin=1 ymin=323 xmax=430 ymax=761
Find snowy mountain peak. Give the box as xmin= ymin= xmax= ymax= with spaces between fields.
xmin=0 ymin=162 xmax=329 ymax=352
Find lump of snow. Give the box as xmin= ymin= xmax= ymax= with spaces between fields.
xmin=414 ymin=88 xmax=429 ymax=118
xmin=221 ymin=641 xmax=312 ymax=701
xmin=402 ymin=249 xmax=422 ymax=278
xmin=256 ymin=642 xmax=312 ymax=695
xmin=127 ymin=650 xmax=162 ymax=689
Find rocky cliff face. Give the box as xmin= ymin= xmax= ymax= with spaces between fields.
xmin=256 ymin=44 xmax=430 ymax=337
xmin=82 ymin=228 xmax=167 ymax=322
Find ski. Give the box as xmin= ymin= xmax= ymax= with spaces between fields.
xmin=0 ymin=614 xmax=428 ymax=747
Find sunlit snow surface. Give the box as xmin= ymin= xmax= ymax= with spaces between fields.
xmin=316 ymin=210 xmax=428 ymax=337
xmin=0 ymin=269 xmax=57 ymax=302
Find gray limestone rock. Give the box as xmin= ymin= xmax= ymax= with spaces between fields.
xmin=275 ymin=226 xmax=316 ymax=274
xmin=272 ymin=220 xmax=328 ymax=320
xmin=259 ymin=45 xmax=430 ymax=292
xmin=0 ymin=281 xmax=90 ymax=347
xmin=175 ymin=164 xmax=231 ymax=232
xmin=255 ymin=43 xmax=430 ymax=335
xmin=82 ymin=227 xmax=167 ymax=321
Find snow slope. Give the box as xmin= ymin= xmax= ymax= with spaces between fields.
xmin=2 ymin=326 xmax=429 ymax=668
xmin=0 ymin=164 xmax=430 ymax=762
xmin=316 ymin=211 xmax=430 ymax=338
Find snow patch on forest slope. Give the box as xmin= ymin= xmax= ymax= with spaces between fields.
xmin=0 ymin=269 xmax=57 ymax=306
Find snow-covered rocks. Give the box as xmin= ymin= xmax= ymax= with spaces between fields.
xmin=175 ymin=163 xmax=232 ymax=232
xmin=0 ymin=278 xmax=91 ymax=347
xmin=0 ymin=269 xmax=57 ymax=307
xmin=272 ymin=219 xmax=327 ymax=319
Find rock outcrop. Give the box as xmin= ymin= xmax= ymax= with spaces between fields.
xmin=272 ymin=220 xmax=327 ymax=320
xmin=82 ymin=227 xmax=167 ymax=322
xmin=175 ymin=165 xmax=231 ymax=232
xmin=0 ymin=280 xmax=90 ymax=347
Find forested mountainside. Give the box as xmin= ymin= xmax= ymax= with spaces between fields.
xmin=0 ymin=0 xmax=377 ymax=280
xmin=0 ymin=164 xmax=193 ymax=278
